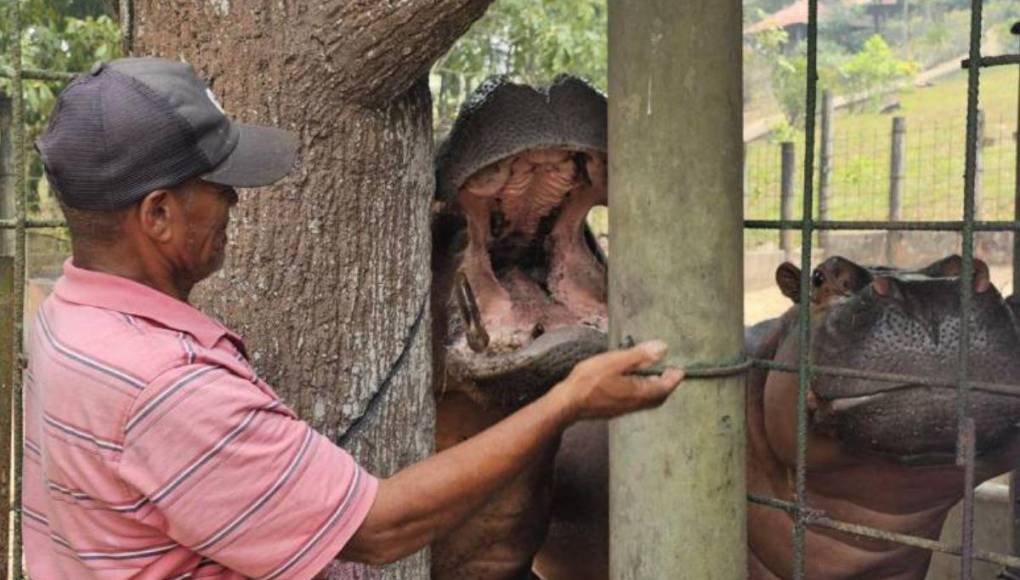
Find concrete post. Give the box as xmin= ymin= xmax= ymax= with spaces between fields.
xmin=887 ymin=117 xmax=906 ymax=266
xmin=818 ymin=91 xmax=834 ymax=251
xmin=608 ymin=2 xmax=746 ymax=579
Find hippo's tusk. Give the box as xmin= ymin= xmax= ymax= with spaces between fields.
xmin=455 ymin=272 xmax=490 ymax=353
xmin=828 ymin=393 xmax=881 ymax=412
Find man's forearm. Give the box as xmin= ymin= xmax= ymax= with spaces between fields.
xmin=341 ymin=386 xmax=577 ymax=565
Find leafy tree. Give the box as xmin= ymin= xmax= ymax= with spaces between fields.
xmin=432 ymin=0 xmax=606 ymax=131
xmin=0 ymin=0 xmax=120 ymax=215
xmin=836 ymin=34 xmax=918 ymax=110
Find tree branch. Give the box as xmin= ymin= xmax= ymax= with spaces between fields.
xmin=326 ymin=0 xmax=496 ymax=105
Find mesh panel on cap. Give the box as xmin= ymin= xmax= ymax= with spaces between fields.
xmin=37 ymin=69 xmax=213 ymax=210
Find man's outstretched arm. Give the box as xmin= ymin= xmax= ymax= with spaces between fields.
xmin=340 ymin=341 xmax=684 ymax=565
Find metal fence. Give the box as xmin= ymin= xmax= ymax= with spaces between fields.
xmin=745 ymin=109 xmax=1019 ymax=253
xmin=746 ymin=1 xmax=1020 ymax=579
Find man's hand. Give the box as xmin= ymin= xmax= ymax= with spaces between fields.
xmin=554 ymin=340 xmax=684 ymax=421
xmin=341 ymin=341 xmax=683 ymax=567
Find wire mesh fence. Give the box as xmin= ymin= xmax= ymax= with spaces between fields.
xmin=745 ymin=111 xmax=1019 ymax=250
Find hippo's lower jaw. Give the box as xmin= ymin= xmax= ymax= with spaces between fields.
xmin=445 ymin=326 xmax=608 ymax=408
xmin=811 ymin=387 xmax=1020 ymax=464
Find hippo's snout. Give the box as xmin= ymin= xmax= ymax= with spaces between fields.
xmin=805 ymin=265 xmax=1020 ymax=461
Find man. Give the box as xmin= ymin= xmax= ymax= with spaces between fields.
xmin=23 ymin=57 xmax=683 ymax=579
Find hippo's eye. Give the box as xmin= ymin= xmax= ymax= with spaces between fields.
xmin=812 ymin=270 xmax=825 ymax=288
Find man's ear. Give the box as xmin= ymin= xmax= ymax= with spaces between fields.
xmin=137 ymin=189 xmax=176 ymax=243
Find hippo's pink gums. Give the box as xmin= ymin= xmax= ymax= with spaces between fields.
xmin=431 ymin=76 xmax=608 ymax=580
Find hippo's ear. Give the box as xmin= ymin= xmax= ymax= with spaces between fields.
xmin=830 ymin=256 xmax=872 ymax=293
xmin=776 ymin=262 xmax=802 ymax=303
xmin=871 ymin=276 xmax=904 ymax=300
xmin=973 ymin=258 xmax=991 ymax=294
xmin=919 ymin=255 xmax=963 ymax=278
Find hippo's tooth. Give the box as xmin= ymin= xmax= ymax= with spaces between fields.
xmin=456 ymin=272 xmax=489 ymax=353
xmin=829 ymin=393 xmax=881 ymax=412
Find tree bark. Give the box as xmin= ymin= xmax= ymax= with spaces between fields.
xmin=133 ymin=2 xmax=493 ymax=577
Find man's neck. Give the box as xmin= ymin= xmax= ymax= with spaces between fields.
xmin=72 ymin=246 xmax=192 ymax=302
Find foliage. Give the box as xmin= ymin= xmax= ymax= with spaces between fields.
xmin=835 ymin=35 xmax=918 ymax=111
xmin=749 ymin=30 xmax=846 ymax=126
xmin=431 ymin=0 xmax=606 ymax=132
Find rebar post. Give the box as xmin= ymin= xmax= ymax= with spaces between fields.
xmin=8 ymin=0 xmax=26 ymax=577
xmin=792 ymin=1 xmax=821 ymax=577
xmin=607 ymin=1 xmax=746 ymax=578
xmin=957 ymin=1 xmax=985 ymax=578
xmin=1008 ymin=19 xmax=1020 ymax=577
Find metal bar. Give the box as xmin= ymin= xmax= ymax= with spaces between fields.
xmin=961 ymin=54 xmax=1020 ymax=69
xmin=960 ymin=418 xmax=977 ymax=579
xmin=792 ymin=2 xmax=820 ymax=577
xmin=8 ymin=0 xmax=26 ymax=576
xmin=956 ymin=1 xmax=984 ymax=577
xmin=753 ymin=359 xmax=1020 ymax=398
xmin=887 ymin=116 xmax=906 ymax=265
xmin=780 ymin=142 xmax=795 ymax=260
xmin=745 ymin=219 xmax=1020 ymax=231
xmin=0 ymin=258 xmax=11 ymax=568
xmin=0 ymin=66 xmax=76 ymax=83
xmin=1008 ymin=20 xmax=1020 ymax=576
xmin=0 ymin=219 xmax=66 ymax=229
xmin=607 ymin=1 xmax=746 ymax=577
xmin=748 ymin=494 xmax=1020 ymax=570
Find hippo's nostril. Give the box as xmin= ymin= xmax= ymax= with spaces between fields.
xmin=532 ymin=322 xmax=545 ymax=339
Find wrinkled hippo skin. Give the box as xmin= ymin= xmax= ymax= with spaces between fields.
xmin=749 ymin=255 xmax=1020 ymax=579
xmin=431 ymin=76 xmax=609 ymax=580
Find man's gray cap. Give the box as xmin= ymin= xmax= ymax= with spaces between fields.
xmin=36 ymin=57 xmax=298 ymax=210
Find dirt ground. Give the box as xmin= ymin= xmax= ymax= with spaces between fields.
xmin=744 ymin=264 xmax=1015 ymax=326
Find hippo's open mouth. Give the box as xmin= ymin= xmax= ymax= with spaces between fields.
xmin=435 ymin=77 xmax=609 ymax=407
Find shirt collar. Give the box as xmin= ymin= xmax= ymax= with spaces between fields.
xmin=53 ymin=259 xmax=241 ymax=349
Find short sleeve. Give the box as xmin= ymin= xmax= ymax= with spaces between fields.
xmin=117 ymin=365 xmax=378 ymax=579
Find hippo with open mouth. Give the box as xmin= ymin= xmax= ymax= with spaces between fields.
xmin=749 ymin=255 xmax=1020 ymax=579
xmin=431 ymin=76 xmax=609 ymax=579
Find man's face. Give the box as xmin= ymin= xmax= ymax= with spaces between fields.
xmin=174 ymin=178 xmax=238 ymax=284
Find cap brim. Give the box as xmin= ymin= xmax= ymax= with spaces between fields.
xmin=202 ymin=124 xmax=298 ymax=188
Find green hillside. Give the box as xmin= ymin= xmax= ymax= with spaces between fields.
xmin=745 ymin=65 xmax=1019 ymax=248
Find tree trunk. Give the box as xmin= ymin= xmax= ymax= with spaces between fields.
xmin=133 ymin=2 xmax=493 ymax=577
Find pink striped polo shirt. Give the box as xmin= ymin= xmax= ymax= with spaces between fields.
xmin=22 ymin=260 xmax=378 ymax=579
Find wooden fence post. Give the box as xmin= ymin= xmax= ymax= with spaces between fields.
xmin=887 ymin=116 xmax=906 ymax=266
xmin=781 ymin=142 xmax=796 ymax=261
xmin=818 ymin=90 xmax=834 ymax=251
xmin=975 ymin=109 xmax=985 ymax=220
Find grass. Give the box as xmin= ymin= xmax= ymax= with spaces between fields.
xmin=745 ymin=66 xmax=1019 ymax=249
